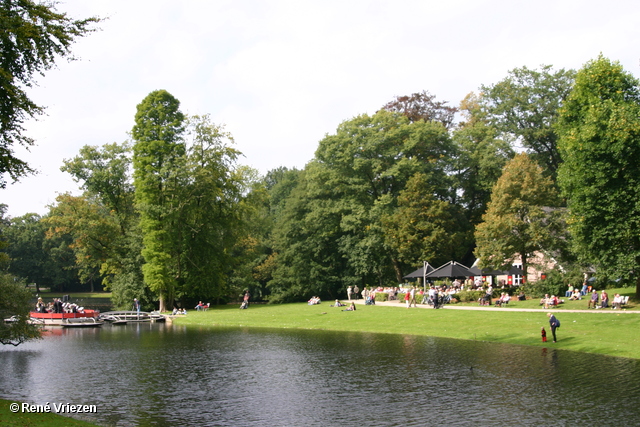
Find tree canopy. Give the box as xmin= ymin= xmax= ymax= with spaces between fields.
xmin=556 ymin=55 xmax=640 ymax=296
xmin=0 ymin=0 xmax=100 ymax=187
xmin=12 ymin=54 xmax=640 ymax=307
xmin=0 ymin=274 xmax=40 ymax=346
xmin=481 ymin=65 xmax=576 ymax=179
xmin=474 ymin=153 xmax=558 ymax=279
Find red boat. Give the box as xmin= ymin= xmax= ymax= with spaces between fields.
xmin=30 ymin=310 xmax=102 ymax=327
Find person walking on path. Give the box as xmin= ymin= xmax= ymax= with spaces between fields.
xmin=547 ymin=312 xmax=560 ymax=342
xmin=354 ymin=285 xmax=360 ymax=300
xmin=404 ymin=290 xmax=411 ymax=308
xmin=347 ymin=286 xmax=353 ymax=301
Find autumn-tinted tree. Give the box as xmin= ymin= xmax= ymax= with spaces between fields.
xmin=46 ymin=193 xmax=120 ymax=292
xmin=0 ymin=0 xmax=100 ymax=187
xmin=556 ymin=56 xmax=640 ymax=297
xmin=382 ymin=90 xmax=457 ymax=129
xmin=474 ymin=153 xmax=559 ymax=279
xmin=59 ymin=141 xmax=144 ymax=307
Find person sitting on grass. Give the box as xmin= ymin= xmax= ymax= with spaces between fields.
xmin=540 ymin=294 xmax=551 ymax=308
xmin=331 ymin=299 xmax=345 ymax=307
xmin=342 ymin=302 xmax=356 ymax=311
xmin=569 ymin=289 xmax=582 ymax=300
xmin=308 ymin=296 xmax=321 ymax=305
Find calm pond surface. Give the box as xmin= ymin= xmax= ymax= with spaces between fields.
xmin=1 ymin=322 xmax=639 ymax=426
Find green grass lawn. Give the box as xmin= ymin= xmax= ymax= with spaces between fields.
xmin=454 ymin=286 xmax=638 ymax=310
xmin=0 ymin=399 xmax=100 ymax=427
xmin=174 ymin=299 xmax=640 ymax=359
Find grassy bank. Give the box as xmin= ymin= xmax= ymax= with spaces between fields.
xmin=174 ymin=302 xmax=640 ymax=359
xmin=0 ymin=399 xmax=101 ymax=427
xmin=36 ymin=292 xmax=112 ymax=299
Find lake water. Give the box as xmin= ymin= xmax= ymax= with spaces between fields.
xmin=1 ymin=323 xmax=639 ymax=426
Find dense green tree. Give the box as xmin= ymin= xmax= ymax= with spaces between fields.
xmin=4 ymin=212 xmax=48 ymax=291
xmin=61 ymin=142 xmax=134 ymax=226
xmin=132 ymin=90 xmax=186 ymax=311
xmin=556 ymin=56 xmax=640 ymax=297
xmin=226 ymin=167 xmax=301 ymax=302
xmin=474 ymin=153 xmax=559 ymax=279
xmin=45 ymin=193 xmax=120 ymax=292
xmin=0 ymin=274 xmax=40 ymax=346
xmin=314 ymin=110 xmax=456 ymax=283
xmin=452 ymin=92 xmax=514 ymax=227
xmin=0 ymin=0 xmax=100 ymax=187
xmin=269 ymin=110 xmax=459 ymax=299
xmin=3 ymin=211 xmax=80 ymax=292
xmin=177 ymin=115 xmax=249 ymax=304
xmin=268 ymin=167 xmax=349 ymax=301
xmin=481 ymin=65 xmax=576 ymax=178
xmin=59 ymin=141 xmax=146 ymax=307
xmin=381 ymin=172 xmax=469 ymax=269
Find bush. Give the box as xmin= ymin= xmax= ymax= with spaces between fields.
xmin=375 ymin=292 xmax=389 ymax=302
xmin=521 ymin=270 xmax=567 ymax=298
xmin=453 ymin=290 xmax=484 ymax=303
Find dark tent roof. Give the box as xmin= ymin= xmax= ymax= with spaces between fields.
xmin=469 ymin=265 xmax=524 ymax=276
xmin=425 ymin=261 xmax=473 ymax=279
xmin=403 ymin=264 xmax=435 ymax=280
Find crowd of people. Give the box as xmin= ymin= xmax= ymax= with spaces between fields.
xmin=307 ymin=296 xmax=321 ymax=305
xmin=539 ymin=294 xmax=564 ymax=309
xmin=341 ymin=278 xmax=529 ymax=309
xmin=222 ymin=276 xmax=628 ymax=319
xmin=35 ymin=297 xmax=85 ymax=314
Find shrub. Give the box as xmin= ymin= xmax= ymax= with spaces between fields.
xmin=521 ymin=270 xmax=566 ymax=298
xmin=453 ymin=290 xmax=484 ymax=303
xmin=375 ymin=292 xmax=389 ymax=302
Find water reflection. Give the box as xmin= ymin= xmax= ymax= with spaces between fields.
xmin=0 ymin=323 xmax=639 ymax=426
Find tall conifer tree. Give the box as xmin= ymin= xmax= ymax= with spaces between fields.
xmin=131 ymin=90 xmax=185 ymax=311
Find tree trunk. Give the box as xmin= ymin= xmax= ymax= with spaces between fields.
xmin=391 ymin=257 xmax=403 ymax=284
xmin=636 ymin=275 xmax=640 ymax=300
xmin=521 ymin=251 xmax=528 ymax=284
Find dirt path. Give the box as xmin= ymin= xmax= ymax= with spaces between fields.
xmin=350 ymin=298 xmax=639 ymax=314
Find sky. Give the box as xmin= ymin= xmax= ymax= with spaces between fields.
xmin=3 ymin=0 xmax=640 ymax=217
